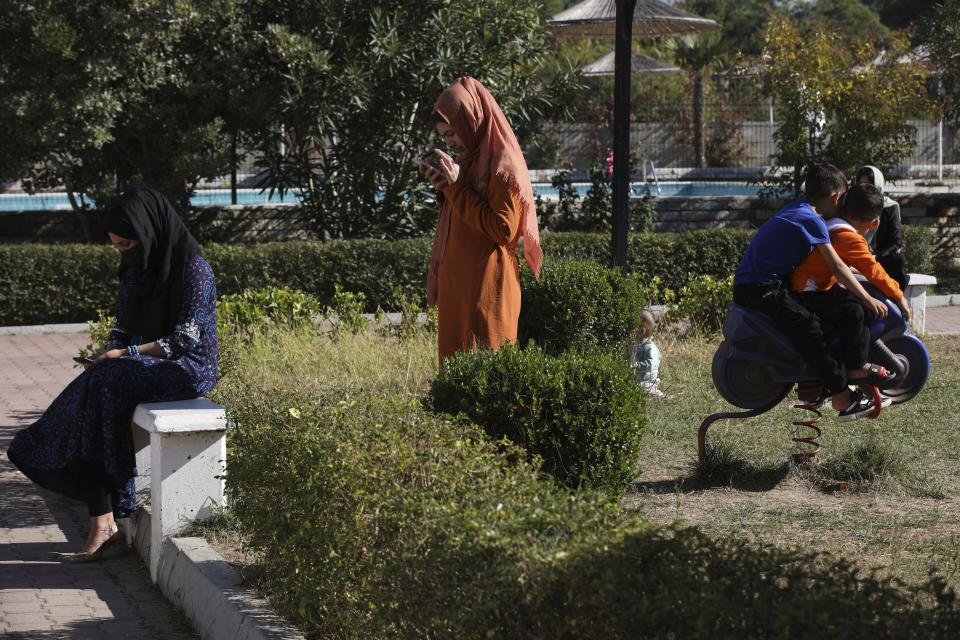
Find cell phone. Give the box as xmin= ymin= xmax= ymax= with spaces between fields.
xmin=417 ymin=151 xmax=438 ymax=171
xmin=73 ymin=356 xmax=94 ymax=365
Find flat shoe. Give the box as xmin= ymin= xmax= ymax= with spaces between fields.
xmin=57 ymin=529 xmax=122 ymax=563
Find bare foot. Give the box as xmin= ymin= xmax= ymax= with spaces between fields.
xmin=80 ymin=525 xmax=118 ymax=555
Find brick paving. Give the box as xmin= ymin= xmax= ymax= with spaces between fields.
xmin=927 ymin=304 xmax=960 ymax=335
xmin=0 ymin=333 xmax=197 ymax=640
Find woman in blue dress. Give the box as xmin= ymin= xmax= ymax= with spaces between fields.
xmin=7 ymin=185 xmax=218 ymax=561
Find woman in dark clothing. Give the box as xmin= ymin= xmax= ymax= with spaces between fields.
xmin=856 ymin=165 xmax=909 ymax=290
xmin=6 ymin=186 xmax=218 ymax=561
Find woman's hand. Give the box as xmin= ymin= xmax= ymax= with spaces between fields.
xmin=434 ymin=149 xmax=460 ymax=185
xmin=95 ymin=348 xmax=128 ymax=363
xmin=419 ymin=161 xmax=449 ymax=191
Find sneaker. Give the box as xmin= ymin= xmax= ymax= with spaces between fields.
xmin=837 ymin=389 xmax=892 ymax=422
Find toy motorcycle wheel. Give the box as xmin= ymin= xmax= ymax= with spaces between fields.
xmin=874 ymin=335 xmax=930 ymax=405
xmin=712 ymin=342 xmax=791 ymax=410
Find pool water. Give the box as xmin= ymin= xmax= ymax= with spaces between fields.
xmin=0 ymin=182 xmax=772 ymax=212
xmin=0 ymin=189 xmax=299 ymax=212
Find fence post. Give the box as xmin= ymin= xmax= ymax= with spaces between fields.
xmin=939 ymin=118 xmax=944 ymax=182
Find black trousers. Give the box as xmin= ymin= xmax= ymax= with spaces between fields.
xmin=84 ymin=477 xmax=113 ymax=518
xmin=800 ymin=288 xmax=869 ymax=372
xmin=733 ymin=280 xmax=847 ymax=395
xmin=878 ymin=252 xmax=909 ymax=292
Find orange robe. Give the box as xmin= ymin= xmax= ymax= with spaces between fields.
xmin=436 ymin=174 xmax=523 ymax=362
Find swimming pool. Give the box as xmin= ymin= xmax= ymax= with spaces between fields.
xmin=0 ymin=182 xmax=773 ymax=212
xmin=0 ymin=189 xmax=300 ymax=212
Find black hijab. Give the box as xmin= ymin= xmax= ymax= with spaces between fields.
xmin=100 ymin=186 xmax=200 ymax=340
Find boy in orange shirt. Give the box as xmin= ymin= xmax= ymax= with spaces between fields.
xmin=791 ymin=183 xmax=910 ymax=419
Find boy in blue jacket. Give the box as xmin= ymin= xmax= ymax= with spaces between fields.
xmin=732 ymin=164 xmax=892 ymax=421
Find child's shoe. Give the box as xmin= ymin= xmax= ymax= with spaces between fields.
xmin=837 ymin=389 xmax=892 ymax=422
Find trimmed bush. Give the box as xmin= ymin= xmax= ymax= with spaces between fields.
xmin=430 ymin=344 xmax=646 ymax=491
xmin=0 ymin=244 xmax=118 ymax=325
xmin=3 ymin=225 xmax=947 ymax=327
xmin=903 ymin=224 xmax=934 ymax=275
xmin=0 ymin=229 xmax=755 ymax=326
xmin=519 ymin=259 xmax=652 ymax=355
xmin=221 ymin=381 xmax=960 ymax=639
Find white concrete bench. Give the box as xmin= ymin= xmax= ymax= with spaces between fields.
xmin=125 ymin=398 xmax=227 ymax=582
xmin=905 ymin=273 xmax=937 ymax=335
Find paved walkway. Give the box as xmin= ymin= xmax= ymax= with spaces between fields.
xmin=0 ymin=333 xmax=197 ymax=639
xmin=927 ymin=304 xmax=960 ymax=334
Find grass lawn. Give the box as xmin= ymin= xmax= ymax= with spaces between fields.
xmin=209 ymin=325 xmax=960 ymax=595
xmin=627 ymin=332 xmax=960 ymax=591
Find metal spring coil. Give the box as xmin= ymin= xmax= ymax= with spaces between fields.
xmin=791 ymin=402 xmax=823 ymax=462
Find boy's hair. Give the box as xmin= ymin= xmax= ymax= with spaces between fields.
xmin=841 ymin=183 xmax=884 ymax=223
xmin=804 ymin=164 xmax=848 ymax=199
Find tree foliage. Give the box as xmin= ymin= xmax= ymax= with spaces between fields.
xmin=0 ymin=0 xmax=255 ymax=235
xmin=791 ymin=0 xmax=891 ymax=41
xmin=248 ymin=0 xmax=581 ymax=239
xmin=920 ymin=0 xmax=960 ymax=130
xmin=761 ymin=15 xmax=931 ymax=195
xmin=0 ymin=1 xmax=580 ymax=241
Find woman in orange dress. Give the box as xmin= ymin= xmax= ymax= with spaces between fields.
xmin=420 ymin=77 xmax=542 ymax=363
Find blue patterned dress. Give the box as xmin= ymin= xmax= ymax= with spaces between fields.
xmin=7 ymin=254 xmax=218 ymax=516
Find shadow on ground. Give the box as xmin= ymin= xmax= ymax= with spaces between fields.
xmin=631 ymin=461 xmax=793 ymax=495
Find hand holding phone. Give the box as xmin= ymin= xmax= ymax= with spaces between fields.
xmin=73 ymin=356 xmax=94 ymax=365
xmin=417 ymin=151 xmax=438 ymax=172
xmin=418 ymin=151 xmax=448 ymax=190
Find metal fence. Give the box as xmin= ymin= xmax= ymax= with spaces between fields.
xmin=4 ymin=104 xmax=960 ymax=214
xmin=544 ymin=106 xmax=960 ymax=181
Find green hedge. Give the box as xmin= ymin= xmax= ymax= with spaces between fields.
xmin=222 ymin=385 xmax=960 ymax=638
xmin=430 ymin=345 xmax=646 ymax=491
xmin=2 ymin=225 xmax=941 ymax=326
xmin=0 ymin=231 xmax=748 ymax=326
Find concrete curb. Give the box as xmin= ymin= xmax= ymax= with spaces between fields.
xmin=0 ymin=322 xmax=88 ymax=335
xmin=928 ymin=294 xmax=960 ymax=307
xmin=125 ymin=507 xmax=305 ymax=640
xmin=157 ymin=537 xmax=306 ymax=640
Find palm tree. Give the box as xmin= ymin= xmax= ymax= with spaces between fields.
xmin=671 ymin=32 xmax=725 ymax=168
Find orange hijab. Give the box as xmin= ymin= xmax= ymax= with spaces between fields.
xmin=426 ymin=77 xmax=542 ymax=306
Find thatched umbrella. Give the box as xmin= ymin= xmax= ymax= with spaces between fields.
xmin=549 ymin=0 xmax=718 ymax=269
xmin=549 ymin=0 xmax=718 ymax=37
xmin=581 ymin=50 xmax=679 ymax=76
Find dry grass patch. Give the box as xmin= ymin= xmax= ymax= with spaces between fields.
xmin=626 ymin=333 xmax=960 ymax=590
